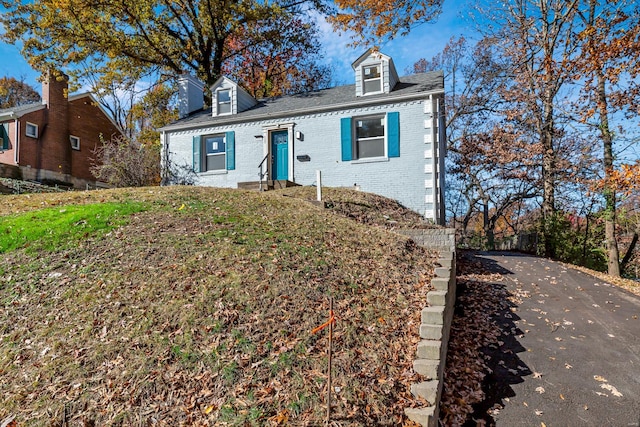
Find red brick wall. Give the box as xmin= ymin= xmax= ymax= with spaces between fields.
xmin=41 ymin=72 xmax=71 ymax=174
xmin=68 ymin=96 xmax=122 ymax=181
xmin=0 ymin=72 xmax=123 ymax=184
xmin=13 ymin=109 xmax=48 ymax=170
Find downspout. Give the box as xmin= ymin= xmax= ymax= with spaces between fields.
xmin=14 ymin=118 xmax=19 ymax=164
xmin=160 ymin=130 xmax=167 ymax=185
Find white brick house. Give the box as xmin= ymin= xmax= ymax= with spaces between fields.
xmin=161 ymin=49 xmax=446 ymax=223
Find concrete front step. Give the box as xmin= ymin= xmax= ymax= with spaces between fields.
xmin=237 ymin=180 xmax=300 ymax=191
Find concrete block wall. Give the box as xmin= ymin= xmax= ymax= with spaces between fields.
xmin=399 ymin=228 xmax=456 ymax=426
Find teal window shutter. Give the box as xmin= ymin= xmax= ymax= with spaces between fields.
xmin=225 ymin=131 xmax=235 ymax=170
xmin=387 ymin=112 xmax=400 ymax=157
xmin=340 ymin=117 xmax=352 ymax=161
xmin=193 ymin=135 xmax=201 ymax=172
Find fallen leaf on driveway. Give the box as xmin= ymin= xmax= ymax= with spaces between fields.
xmin=593 ymin=375 xmax=607 ymax=382
xmin=600 ymin=384 xmax=623 ymax=397
xmin=535 ymin=386 xmax=545 ymax=394
xmin=565 ymin=363 xmax=572 ymax=369
xmin=535 ymin=410 xmax=543 ymax=416
xmin=533 ymin=372 xmax=543 ymax=379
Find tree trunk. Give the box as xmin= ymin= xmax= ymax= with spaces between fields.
xmin=483 ymin=199 xmax=495 ymax=250
xmin=596 ymin=68 xmax=620 ymax=276
xmin=541 ymin=88 xmax=556 ymax=258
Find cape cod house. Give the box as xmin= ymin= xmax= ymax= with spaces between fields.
xmin=0 ymin=71 xmax=122 ymax=188
xmin=161 ymin=49 xmax=446 ymax=223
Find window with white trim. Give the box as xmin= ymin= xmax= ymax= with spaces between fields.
xmin=0 ymin=123 xmax=8 ymax=150
xmin=204 ymin=134 xmax=226 ymax=171
xmin=362 ymin=64 xmax=382 ymax=95
xmin=25 ymin=122 xmax=38 ymax=138
xmin=354 ymin=115 xmax=385 ymax=159
xmin=216 ymin=89 xmax=231 ymax=115
xmin=70 ymin=135 xmax=80 ymax=150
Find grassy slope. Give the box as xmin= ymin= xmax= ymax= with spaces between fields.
xmin=0 ymin=186 xmax=437 ymax=426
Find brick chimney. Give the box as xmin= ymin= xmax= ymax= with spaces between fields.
xmin=41 ymin=70 xmax=71 ymax=175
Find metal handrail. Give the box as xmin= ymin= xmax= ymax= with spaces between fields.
xmin=258 ymin=153 xmax=269 ymax=191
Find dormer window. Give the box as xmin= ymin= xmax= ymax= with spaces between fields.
xmin=352 ymin=49 xmax=399 ymax=97
xmin=217 ymin=89 xmax=231 ymax=115
xmin=362 ymin=64 xmax=382 ymax=95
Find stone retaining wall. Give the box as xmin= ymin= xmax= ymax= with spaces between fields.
xmin=398 ymin=228 xmax=456 ymax=426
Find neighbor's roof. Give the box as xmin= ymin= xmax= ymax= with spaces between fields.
xmin=161 ymin=71 xmax=445 ymax=132
xmin=0 ymin=102 xmax=46 ymax=120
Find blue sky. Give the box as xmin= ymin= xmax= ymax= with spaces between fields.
xmin=0 ymin=1 xmax=472 ymax=93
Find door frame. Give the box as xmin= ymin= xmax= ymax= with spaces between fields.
xmin=261 ymin=123 xmax=294 ymax=182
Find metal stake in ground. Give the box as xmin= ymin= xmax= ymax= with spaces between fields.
xmin=311 ymin=297 xmax=336 ymax=424
xmin=327 ymin=297 xmax=333 ymax=423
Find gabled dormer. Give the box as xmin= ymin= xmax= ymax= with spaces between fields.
xmin=211 ymin=77 xmax=257 ymax=117
xmin=352 ymin=49 xmax=400 ymax=97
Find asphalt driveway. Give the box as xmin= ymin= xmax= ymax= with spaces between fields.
xmin=467 ymin=252 xmax=640 ymax=427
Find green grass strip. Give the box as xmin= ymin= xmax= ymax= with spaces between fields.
xmin=0 ymin=202 xmax=148 ymax=253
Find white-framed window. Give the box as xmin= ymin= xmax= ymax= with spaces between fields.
xmin=216 ymin=88 xmax=231 ymax=115
xmin=362 ymin=64 xmax=382 ymax=95
xmin=0 ymin=123 xmax=9 ymax=150
xmin=25 ymin=122 xmax=38 ymax=138
xmin=70 ymin=135 xmax=80 ymax=150
xmin=354 ymin=115 xmax=386 ymax=159
xmin=203 ymin=134 xmax=226 ymax=171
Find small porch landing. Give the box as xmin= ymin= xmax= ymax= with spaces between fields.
xmin=237 ymin=180 xmax=300 ymax=191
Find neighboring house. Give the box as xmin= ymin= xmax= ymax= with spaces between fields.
xmin=0 ymin=71 xmax=122 ymax=188
xmin=161 ymin=49 xmax=446 ymax=223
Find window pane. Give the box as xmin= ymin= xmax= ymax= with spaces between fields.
xmin=218 ymin=90 xmax=231 ymax=103
xmin=205 ymin=136 xmax=225 ymax=154
xmin=206 ymin=154 xmax=226 ymax=171
xmin=363 ymin=65 xmax=380 ymax=79
xmin=356 ymin=117 xmax=384 ymax=139
xmin=363 ymin=79 xmax=381 ymax=93
xmin=26 ymin=123 xmax=37 ymax=137
xmin=218 ymin=102 xmax=231 ymax=114
xmin=357 ymin=138 xmax=385 ymax=158
xmin=217 ymin=89 xmax=231 ymax=114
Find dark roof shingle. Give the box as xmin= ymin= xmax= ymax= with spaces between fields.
xmin=162 ymin=71 xmax=444 ymax=131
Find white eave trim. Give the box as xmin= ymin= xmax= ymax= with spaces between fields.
xmin=0 ymin=104 xmax=46 ymax=120
xmin=160 ymin=88 xmax=445 ymax=132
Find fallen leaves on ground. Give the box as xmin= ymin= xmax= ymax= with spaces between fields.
xmin=0 ymin=186 xmax=438 ymax=425
xmin=439 ymin=252 xmax=512 ymax=425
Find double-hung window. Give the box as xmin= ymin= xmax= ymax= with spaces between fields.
xmin=217 ymin=89 xmax=231 ymax=115
xmin=341 ymin=112 xmax=399 ymax=162
xmin=362 ymin=64 xmax=382 ymax=95
xmin=204 ymin=134 xmax=226 ymax=171
xmin=193 ymin=131 xmax=235 ymax=173
xmin=355 ymin=116 xmax=385 ymax=159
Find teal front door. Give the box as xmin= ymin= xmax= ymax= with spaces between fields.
xmin=271 ymin=130 xmax=288 ymax=180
